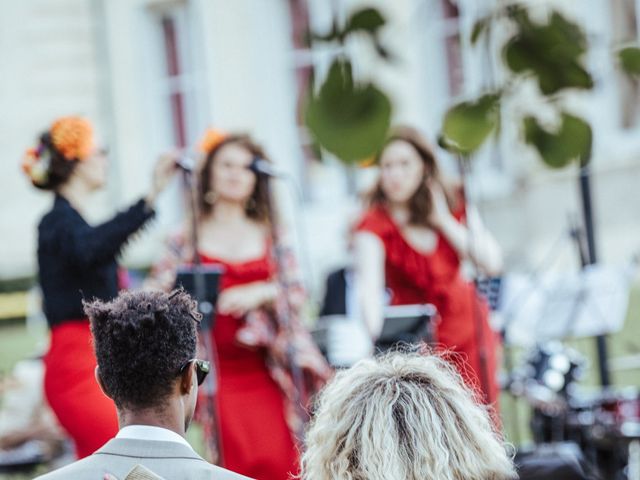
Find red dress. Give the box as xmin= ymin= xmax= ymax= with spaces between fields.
xmin=200 ymin=251 xmax=298 ymax=480
xmin=357 ymin=206 xmax=500 ymax=406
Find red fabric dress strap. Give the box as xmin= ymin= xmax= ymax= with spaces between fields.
xmin=355 ymin=205 xmax=395 ymax=240
xmin=451 ymin=186 xmax=467 ymax=222
xmin=452 ymin=203 xmax=466 ymax=222
xmin=356 ymin=205 xmax=461 ymax=298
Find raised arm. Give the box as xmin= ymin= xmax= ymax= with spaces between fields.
xmin=429 ymin=182 xmax=503 ymax=276
xmin=56 ymin=199 xmax=154 ymax=269
xmin=57 ymin=152 xmax=179 ymax=270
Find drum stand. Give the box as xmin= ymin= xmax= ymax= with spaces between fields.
xmin=629 ymin=440 xmax=640 ymax=480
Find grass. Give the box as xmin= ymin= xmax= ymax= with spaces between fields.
xmin=0 ymin=324 xmax=46 ymax=377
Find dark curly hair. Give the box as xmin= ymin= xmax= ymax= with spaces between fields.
xmin=84 ymin=289 xmax=201 ymax=411
xmin=33 ymin=132 xmax=79 ymax=191
xmin=198 ymin=134 xmax=271 ymax=223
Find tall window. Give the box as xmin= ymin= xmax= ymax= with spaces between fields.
xmin=145 ymin=3 xmax=207 ymax=152
xmin=442 ymin=0 xmax=464 ymax=97
xmin=287 ymin=0 xmax=353 ymax=200
xmin=142 ymin=2 xmax=209 ymax=223
xmin=161 ymin=15 xmax=188 ymax=148
xmin=611 ymin=0 xmax=640 ymax=129
xmin=288 ymin=0 xmax=319 ymax=200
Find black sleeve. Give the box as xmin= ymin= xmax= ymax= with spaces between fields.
xmin=319 ymin=269 xmax=347 ymax=317
xmin=57 ymin=198 xmax=155 ymax=269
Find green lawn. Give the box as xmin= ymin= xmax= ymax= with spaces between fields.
xmin=0 ymin=324 xmax=46 ymax=377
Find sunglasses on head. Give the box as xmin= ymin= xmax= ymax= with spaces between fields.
xmin=179 ymin=359 xmax=211 ymax=386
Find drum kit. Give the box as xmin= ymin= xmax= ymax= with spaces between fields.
xmin=496 ymin=258 xmax=639 ymax=478
xmin=509 ymin=341 xmax=640 ymax=479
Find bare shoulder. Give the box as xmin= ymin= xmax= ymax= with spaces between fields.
xmin=354 ymin=230 xmax=385 ymax=252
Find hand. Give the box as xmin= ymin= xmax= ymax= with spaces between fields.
xmin=217 ymin=282 xmax=276 ymax=317
xmin=426 ymin=180 xmax=453 ymax=229
xmin=146 ymin=151 xmax=180 ymax=206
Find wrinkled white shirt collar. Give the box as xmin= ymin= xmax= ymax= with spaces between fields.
xmin=116 ymin=425 xmax=193 ymax=451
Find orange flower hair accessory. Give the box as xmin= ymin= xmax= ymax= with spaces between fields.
xmin=358 ymin=155 xmax=377 ymax=168
xmin=50 ymin=116 xmax=95 ymax=161
xmin=198 ymin=128 xmax=228 ymax=155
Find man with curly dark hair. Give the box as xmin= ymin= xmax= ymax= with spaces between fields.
xmin=35 ymin=289 xmax=250 ymax=480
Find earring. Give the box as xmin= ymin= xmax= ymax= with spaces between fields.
xmin=246 ymin=197 xmax=257 ymax=211
xmin=204 ymin=191 xmax=217 ymax=205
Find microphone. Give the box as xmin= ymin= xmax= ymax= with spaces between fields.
xmin=249 ymin=157 xmax=282 ymax=178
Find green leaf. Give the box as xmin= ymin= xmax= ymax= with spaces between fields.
xmin=345 ymin=7 xmax=386 ymax=36
xmin=506 ymin=4 xmax=533 ymax=29
xmin=305 ymin=59 xmax=392 ymax=163
xmin=618 ymin=46 xmax=640 ymax=77
xmin=471 ymin=16 xmax=490 ymax=45
xmin=503 ymin=36 xmax=530 ymax=73
xmin=502 ymin=10 xmax=593 ymax=95
xmin=440 ymin=93 xmax=500 ymax=155
xmin=311 ymin=20 xmax=344 ymax=43
xmin=523 ymin=112 xmax=592 ymax=168
xmin=548 ymin=11 xmax=587 ymax=56
xmin=373 ymin=39 xmax=395 ymax=61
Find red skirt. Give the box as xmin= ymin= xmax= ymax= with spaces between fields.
xmin=43 ymin=320 xmax=119 ymax=458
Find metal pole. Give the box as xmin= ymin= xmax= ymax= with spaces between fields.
xmin=262 ymin=173 xmax=308 ymax=442
xmin=182 ymin=168 xmax=224 ymax=465
xmin=579 ymin=164 xmax=611 ymax=387
xmin=457 ymin=154 xmax=492 ymax=404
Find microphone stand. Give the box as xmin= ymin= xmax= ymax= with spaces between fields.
xmin=179 ymin=164 xmax=225 ymax=465
xmin=456 ymin=154 xmax=492 ymax=405
xmin=257 ymin=165 xmax=309 ymax=442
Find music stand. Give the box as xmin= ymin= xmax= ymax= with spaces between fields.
xmin=500 ymin=265 xmax=631 ymax=347
xmin=375 ymin=304 xmax=437 ymax=353
xmin=174 ymin=265 xmax=223 ymax=329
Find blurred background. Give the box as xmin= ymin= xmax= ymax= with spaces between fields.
xmin=1 ymin=0 xmax=640 ymax=477
xmin=2 ymin=0 xmax=640 ymax=282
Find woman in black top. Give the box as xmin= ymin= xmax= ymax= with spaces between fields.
xmin=22 ymin=116 xmax=177 ymax=458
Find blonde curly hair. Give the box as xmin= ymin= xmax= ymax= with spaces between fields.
xmin=300 ymin=352 xmax=516 ymax=480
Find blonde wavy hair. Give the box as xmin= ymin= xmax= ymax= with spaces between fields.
xmin=300 ymin=352 xmax=516 ymax=480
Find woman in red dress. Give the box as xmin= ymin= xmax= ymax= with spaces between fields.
xmin=147 ymin=130 xmax=330 ymax=480
xmin=354 ymin=126 xmax=503 ymax=407
xmin=199 ymin=250 xmax=301 ymax=478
